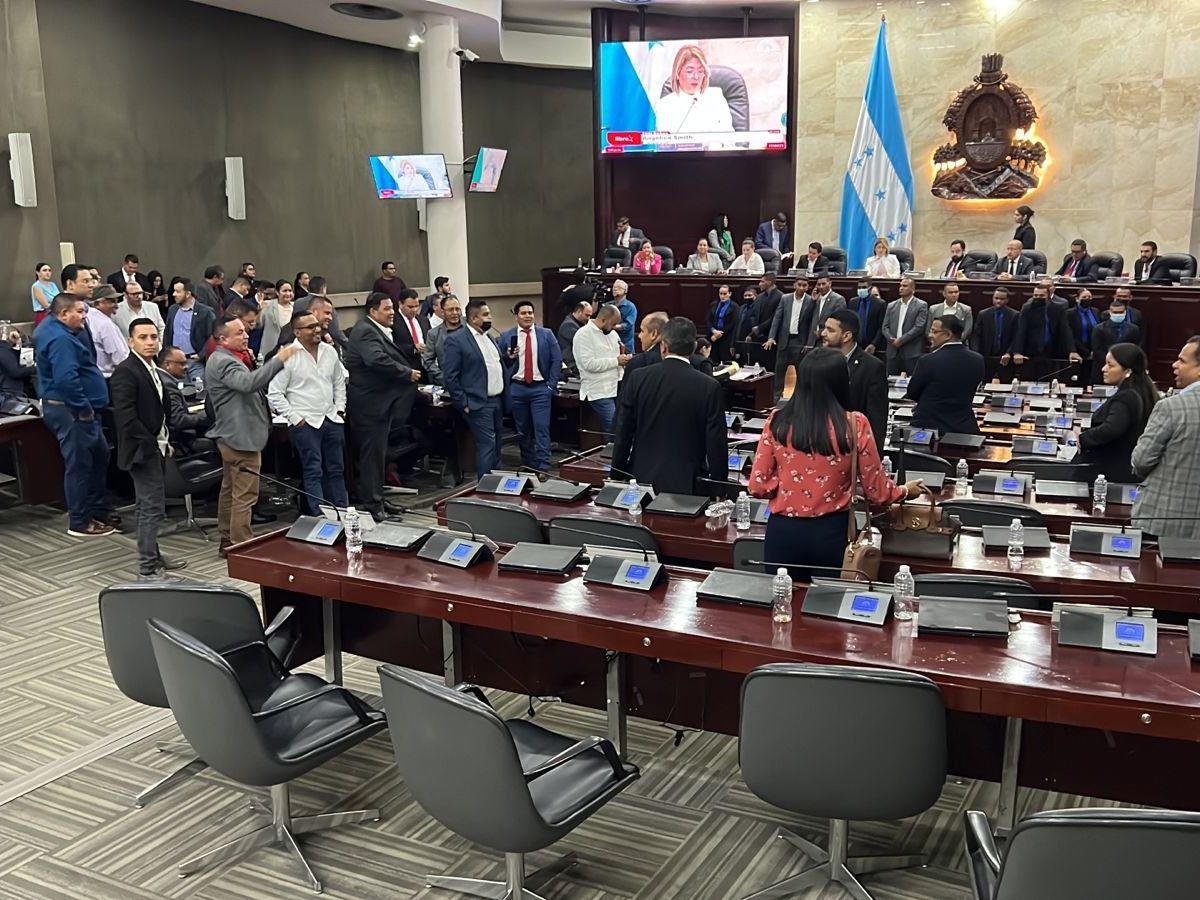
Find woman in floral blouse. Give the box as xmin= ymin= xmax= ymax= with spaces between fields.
xmin=748 ymin=348 xmax=923 ymax=578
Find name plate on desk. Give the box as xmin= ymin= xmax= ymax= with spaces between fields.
xmin=802 ymin=581 xmax=891 ymax=625
xmin=595 ymin=482 xmax=653 ymax=510
xmin=1106 ymin=483 xmax=1141 ymax=506
xmin=583 ymin=555 xmax=663 ymax=591
xmin=417 ymin=531 xmax=493 ymax=568
xmin=1059 ymin=607 xmax=1158 ymax=656
xmin=477 ymin=472 xmax=533 ymax=496
xmin=973 ymin=472 xmax=1027 ymax=496
xmin=1069 ymin=524 xmax=1142 ymax=558
xmin=1012 ymin=436 xmax=1059 ymax=456
xmin=286 ymin=515 xmax=344 ymax=546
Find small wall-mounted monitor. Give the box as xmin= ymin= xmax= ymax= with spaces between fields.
xmin=469 ymin=147 xmax=507 ymax=192
xmin=369 ymin=154 xmax=452 ymax=199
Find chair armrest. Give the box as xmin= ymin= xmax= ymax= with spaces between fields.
xmin=963 ymin=810 xmax=1002 ymax=897
xmin=251 ymin=683 xmax=380 ymax=727
xmin=263 ymin=605 xmax=299 ymax=668
xmin=454 ymin=683 xmax=493 ymax=709
xmin=523 ymin=735 xmax=624 ymax=783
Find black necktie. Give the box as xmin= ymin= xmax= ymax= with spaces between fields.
xmin=1009 ymin=259 xmax=1016 ymax=276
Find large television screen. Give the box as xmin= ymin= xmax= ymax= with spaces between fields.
xmin=468 ymin=147 xmax=507 ymax=192
xmin=369 ymin=154 xmax=452 ymax=199
xmin=598 ymin=36 xmax=789 ymax=155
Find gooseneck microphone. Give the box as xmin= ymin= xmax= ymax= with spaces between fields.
xmin=236 ymin=463 xmax=347 ymax=519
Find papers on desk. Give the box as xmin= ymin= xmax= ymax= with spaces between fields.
xmin=728 ymin=364 xmax=764 ymax=381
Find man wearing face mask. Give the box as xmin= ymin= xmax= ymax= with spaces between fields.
xmin=1010 ymin=283 xmax=1072 ymax=379
xmin=1103 ymin=286 xmax=1146 ymax=346
xmin=1066 ymin=288 xmax=1100 ymax=383
xmin=1090 ymin=298 xmax=1142 ymax=383
xmin=443 ymin=299 xmax=507 ymax=478
xmin=850 ymin=279 xmax=886 ymax=356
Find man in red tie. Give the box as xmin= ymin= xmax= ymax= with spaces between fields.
xmin=1054 ymin=238 xmax=1096 ymax=282
xmin=392 ymin=289 xmax=429 ymax=376
xmin=501 ymin=300 xmax=562 ymax=472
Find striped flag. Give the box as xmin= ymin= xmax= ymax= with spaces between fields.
xmin=838 ymin=18 xmax=914 ymax=271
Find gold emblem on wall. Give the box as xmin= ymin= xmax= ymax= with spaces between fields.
xmin=931 ymin=54 xmax=1047 ymax=201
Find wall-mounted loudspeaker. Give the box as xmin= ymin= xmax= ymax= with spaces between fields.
xmin=225 ymin=156 xmax=245 ymax=220
xmin=8 ymin=133 xmax=36 ymax=207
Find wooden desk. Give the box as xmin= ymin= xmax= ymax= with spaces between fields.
xmin=0 ymin=414 xmax=64 ymax=506
xmin=230 ymin=530 xmax=1200 ymax=826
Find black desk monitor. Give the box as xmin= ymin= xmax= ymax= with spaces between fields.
xmin=529 ymin=479 xmax=591 ymax=502
xmin=939 ymin=432 xmax=986 ymax=449
xmin=917 ymin=597 xmax=1010 ymax=638
xmin=645 ymin=493 xmax=708 ymax=517
xmin=1158 ymin=537 xmax=1200 ymax=564
xmin=696 ymin=568 xmax=776 ymax=608
xmin=497 ymin=542 xmax=583 ymax=575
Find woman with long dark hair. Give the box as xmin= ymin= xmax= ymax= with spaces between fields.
xmin=1013 ymin=205 xmax=1036 ymax=249
xmin=293 ymin=271 xmax=311 ymax=300
xmin=146 ymin=270 xmax=168 ymax=315
xmin=1078 ymin=342 xmax=1158 ymax=481
xmin=748 ymin=348 xmax=923 ymax=578
xmin=707 ymin=213 xmax=734 ymax=267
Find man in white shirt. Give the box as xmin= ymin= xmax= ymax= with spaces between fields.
xmin=927 ymin=282 xmax=974 ymax=342
xmin=881 ymin=276 xmax=929 ymax=375
xmin=85 ymin=285 xmax=130 ymax=377
xmin=268 ymin=309 xmax=348 ymax=515
xmin=572 ymin=304 xmax=631 ymax=435
xmin=114 ymin=281 xmax=164 ymax=336
xmin=443 ymin=299 xmax=508 ymax=478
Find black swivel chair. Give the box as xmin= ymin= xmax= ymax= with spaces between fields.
xmin=548 ymin=514 xmax=660 ymax=555
xmin=447 ymin=498 xmax=544 ymax=544
xmin=1020 ymin=250 xmax=1047 ymax=274
xmin=965 ymin=250 xmax=998 ymax=271
xmin=1089 ymin=251 xmax=1124 ymax=281
xmin=1007 ymin=457 xmax=1096 ymax=483
xmin=914 ymin=573 xmax=1043 ymax=610
xmin=887 ymin=448 xmax=955 ymax=477
xmin=603 ymin=247 xmax=632 ymax=269
xmin=98 ymin=583 xmax=313 ymax=808
xmin=939 ymin=498 xmax=1046 ymax=528
xmin=892 ymin=247 xmax=915 ymax=273
xmin=654 ymin=245 xmax=675 ymax=272
xmin=758 ymin=247 xmax=781 ymax=275
xmin=163 ymin=453 xmax=223 ymax=538
xmin=660 ymin=66 xmax=749 ymax=131
xmin=739 ymin=664 xmax=947 ymax=900
xmin=148 ymin=619 xmax=387 ymax=893
xmin=964 ymin=808 xmax=1200 ymax=900
xmin=1160 ymin=252 xmax=1198 ymax=282
xmin=378 ymin=665 xmax=639 ymax=900
xmin=821 ymin=245 xmax=848 ymax=274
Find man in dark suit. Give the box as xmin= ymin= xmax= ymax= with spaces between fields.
xmin=1009 ymin=283 xmax=1073 ymax=379
xmin=500 ymin=300 xmax=561 ymax=472
xmin=443 ymin=299 xmax=506 ymax=479
xmin=344 ymin=292 xmax=422 ymax=518
xmin=1133 ymin=240 xmax=1174 ymax=284
xmin=847 ymin=280 xmax=886 ymax=354
xmin=1054 ymin=238 xmax=1097 ymax=282
xmin=806 ymin=276 xmax=846 ymax=347
xmin=1091 ymin=296 xmax=1143 ymax=378
xmin=907 ymin=315 xmax=984 ymax=436
xmin=193 ymin=266 xmax=225 ymax=314
xmin=821 ymin=309 xmax=887 ymax=452
xmin=754 ymin=212 xmax=792 ymax=256
xmin=743 ymin=274 xmax=783 ymax=343
xmin=973 ymin=286 xmax=1020 ymax=381
xmin=110 ymin=318 xmax=186 ymax=578
xmin=763 ymin=275 xmax=814 ymax=393
xmin=0 ymin=331 xmax=34 ymax=396
xmin=391 ymin=289 xmax=429 ymax=376
xmin=622 ymin=311 xmax=670 ymax=379
xmin=1066 ymin=288 xmax=1102 ymax=383
xmin=940 ymin=239 xmax=976 ymax=279
xmin=613 ymin=317 xmax=726 ymax=495
xmin=992 ymin=240 xmax=1035 ymax=280
xmin=793 ymin=242 xmax=829 ymax=278
xmin=106 ymin=254 xmax=151 ymax=296
xmin=610 ymin=216 xmax=647 ymax=255
xmin=1103 ymin=286 xmax=1146 ymax=345
xmin=156 ymin=345 xmax=212 ymax=454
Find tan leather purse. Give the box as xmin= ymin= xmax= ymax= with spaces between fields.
xmin=879 ymin=485 xmax=962 ymax=560
xmin=841 ymin=417 xmax=882 ymax=582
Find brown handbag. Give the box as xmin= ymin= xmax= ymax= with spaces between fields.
xmin=841 ymin=417 xmax=882 ymax=582
xmin=879 ymin=485 xmax=962 ymax=560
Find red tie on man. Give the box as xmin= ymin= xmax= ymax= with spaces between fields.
xmin=523 ymin=327 xmax=534 ymax=384
xmin=408 ymin=315 xmax=419 ymax=345
xmin=1065 ymin=259 xmax=1077 ymax=278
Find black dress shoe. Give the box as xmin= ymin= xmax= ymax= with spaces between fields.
xmin=381 ymin=500 xmax=407 ymax=517
xmin=251 ymin=508 xmax=278 ymax=525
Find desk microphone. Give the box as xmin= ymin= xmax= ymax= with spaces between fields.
xmin=546 ymin=523 xmax=652 ymax=562
xmin=519 ymin=464 xmax=585 ymax=488
xmin=672 ymin=94 xmax=701 ymax=134
xmin=599 ymin=457 xmax=642 ymax=485
xmin=745 ymin=560 xmax=884 ymax=590
xmin=235 ymin=463 xmax=348 ymax=520
xmin=1032 ymin=362 xmax=1080 ymax=384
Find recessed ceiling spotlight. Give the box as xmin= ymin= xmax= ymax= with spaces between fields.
xmin=614 ymin=0 xmax=653 ymax=6
xmin=330 ymin=3 xmax=402 ymax=21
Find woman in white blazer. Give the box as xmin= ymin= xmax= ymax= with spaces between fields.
xmin=653 ymin=45 xmax=734 ymax=134
xmin=864 ymin=236 xmax=902 ymax=278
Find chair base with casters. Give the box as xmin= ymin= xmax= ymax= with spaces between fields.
xmin=178 ymin=782 xmax=380 ymax=893
xmin=426 ymin=850 xmax=579 ymax=900
xmin=744 ymin=819 xmax=925 ymax=900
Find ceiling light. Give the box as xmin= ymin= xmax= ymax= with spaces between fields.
xmin=614 ymin=0 xmax=653 ymax=6
xmin=330 ymin=3 xmax=402 ymax=21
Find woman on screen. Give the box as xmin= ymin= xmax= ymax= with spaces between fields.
xmin=654 ymin=45 xmax=734 ymax=134
xmin=633 ymin=240 xmax=662 ymax=275
xmin=864 ymin=236 xmax=901 ymax=278
xmin=392 ymin=158 xmax=431 ymax=194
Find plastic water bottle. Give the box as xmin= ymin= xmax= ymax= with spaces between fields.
xmin=955 ymin=458 xmax=970 ymax=496
xmin=1064 ymin=392 xmax=1076 ymax=416
xmin=882 ymin=456 xmax=894 ymax=477
xmin=344 ymin=506 xmax=363 ymax=555
xmin=771 ymin=568 xmax=793 ymax=624
xmin=735 ymin=491 xmax=751 ymax=531
xmin=1050 ymin=377 xmax=1060 ymax=395
xmin=893 ymin=565 xmax=915 ymax=621
xmin=1011 ymin=377 xmax=1019 ymax=392
xmin=628 ymin=479 xmax=642 ymax=521
xmin=193 ymin=374 xmax=204 ymax=393
xmin=1007 ymin=518 xmax=1025 ymax=565
xmin=1093 ymin=474 xmax=1108 ymax=515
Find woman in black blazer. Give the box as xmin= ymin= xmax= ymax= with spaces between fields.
xmin=1078 ymin=342 xmax=1158 ymax=482
xmin=1012 ymin=205 xmax=1036 ymax=249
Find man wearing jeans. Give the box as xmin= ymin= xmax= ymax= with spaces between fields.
xmin=500 ymin=300 xmax=562 ymax=472
xmin=205 ymin=316 xmax=296 ymax=556
xmin=572 ymin=304 xmax=630 ymax=435
xmin=110 ymin=319 xmax=188 ymax=578
xmin=33 ymin=281 xmax=118 ymax=536
xmin=268 ymin=310 xmax=348 ymax=514
xmin=443 ymin=299 xmax=506 ymax=478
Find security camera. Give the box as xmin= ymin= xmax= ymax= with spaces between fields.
xmin=453 ymin=47 xmax=480 ymax=62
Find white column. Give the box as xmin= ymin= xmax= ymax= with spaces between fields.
xmin=419 ymin=14 xmax=469 ymax=303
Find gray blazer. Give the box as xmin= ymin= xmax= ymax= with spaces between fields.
xmin=257 ymin=300 xmax=292 ymax=361
xmin=204 ymin=349 xmax=285 ymax=452
xmin=1131 ymin=388 xmax=1200 ymax=538
xmin=193 ymin=280 xmax=224 ymax=313
xmin=767 ymin=292 xmax=814 ymax=353
xmin=686 ymin=253 xmax=724 ymax=274
xmin=421 ymin=322 xmax=457 ymax=386
xmin=927 ymin=301 xmax=974 ymax=342
xmin=706 ymin=229 xmax=735 ymax=266
xmin=882 ymin=298 xmax=929 ymax=363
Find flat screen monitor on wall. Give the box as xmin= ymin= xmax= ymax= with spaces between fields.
xmin=369 ymin=154 xmax=453 ymax=198
xmin=469 ymin=148 xmax=508 ymax=192
xmin=598 ymin=36 xmax=789 ymax=155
